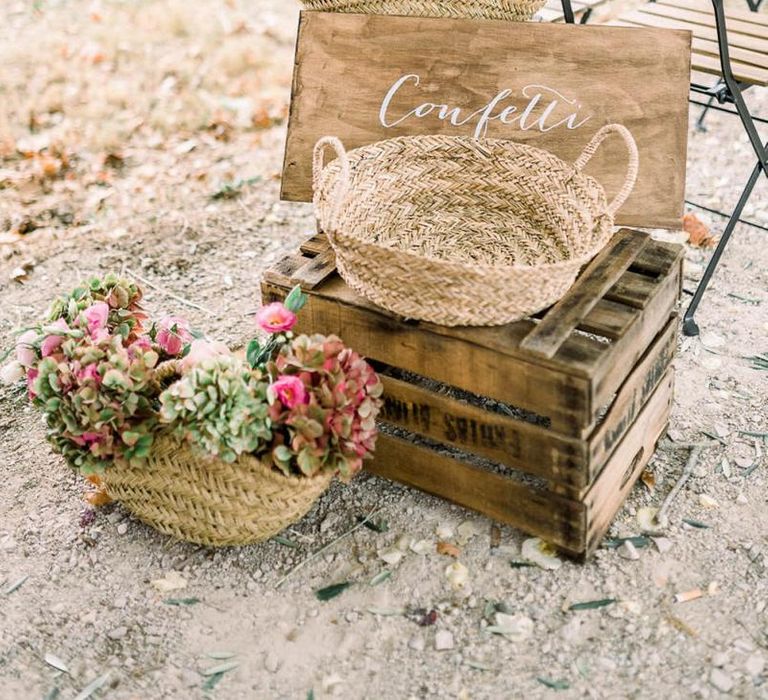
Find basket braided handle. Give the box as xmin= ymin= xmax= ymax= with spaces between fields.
xmin=312 ymin=136 xmax=351 ymax=234
xmin=573 ymin=124 xmax=639 ymax=217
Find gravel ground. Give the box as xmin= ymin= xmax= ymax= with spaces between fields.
xmin=1 ymin=1 xmax=767 ymax=699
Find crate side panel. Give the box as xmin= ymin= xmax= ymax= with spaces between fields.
xmin=584 ymin=369 xmax=674 ymax=556
xmin=379 ymin=375 xmax=589 ymax=488
xmin=587 ymin=316 xmax=677 ymax=482
xmin=370 ymin=434 xmax=586 ymax=552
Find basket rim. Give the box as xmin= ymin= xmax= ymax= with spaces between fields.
xmin=317 ymin=133 xmax=614 ymax=273
xmin=109 ymin=432 xmax=335 ymax=489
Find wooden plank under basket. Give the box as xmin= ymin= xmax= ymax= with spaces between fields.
xmin=261 ymin=229 xmax=683 ymax=560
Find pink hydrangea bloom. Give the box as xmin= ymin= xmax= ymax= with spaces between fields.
xmin=180 ymin=339 xmax=231 ymax=372
xmin=41 ymin=319 xmax=70 ymax=357
xmin=256 ymin=303 xmax=297 ymax=334
xmin=77 ymin=363 xmax=101 ymax=385
xmin=27 ymin=367 xmax=39 ymax=399
xmin=270 ymin=375 xmax=308 ymax=409
xmin=156 ymin=316 xmax=192 ymax=356
xmin=127 ymin=336 xmax=152 ymax=359
xmin=82 ymin=302 xmax=110 ymax=341
xmin=16 ymin=329 xmax=38 ymax=368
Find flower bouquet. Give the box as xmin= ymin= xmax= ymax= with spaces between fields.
xmin=2 ymin=277 xmax=383 ymax=546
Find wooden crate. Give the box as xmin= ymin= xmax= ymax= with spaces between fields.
xmin=261 ymin=228 xmax=683 ymax=559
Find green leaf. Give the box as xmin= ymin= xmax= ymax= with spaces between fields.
xmin=284 ymin=285 xmax=308 ymax=313
xmin=509 ymin=561 xmax=536 ymax=569
xmin=568 ymin=598 xmax=617 ymax=611
xmin=201 ymin=661 xmax=239 ymax=676
xmin=207 ymin=651 xmax=237 ymax=660
xmin=537 ymin=677 xmax=570 ymax=690
xmin=682 ymin=518 xmax=711 ymax=529
xmin=164 ymin=597 xmax=200 ymax=606
xmin=370 ymin=570 xmax=392 ymax=586
xmin=602 ymin=536 xmax=651 ymax=550
xmin=272 ymin=535 xmax=299 ymax=549
xmin=246 ymin=339 xmax=262 ymax=369
xmin=4 ymin=575 xmax=28 ymax=595
xmin=273 ymin=445 xmax=293 ymax=463
xmin=73 ymin=672 xmax=111 ymax=700
xmin=315 ymin=582 xmax=351 ymax=601
xmin=307 ymin=691 xmax=315 ymax=700
xmin=202 ymin=672 xmax=224 ymax=692
xmin=356 ymin=515 xmax=389 ymax=533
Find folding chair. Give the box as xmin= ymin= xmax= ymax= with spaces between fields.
xmin=563 ymin=0 xmax=768 ymax=336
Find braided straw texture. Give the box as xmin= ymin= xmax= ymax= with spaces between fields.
xmin=300 ymin=0 xmax=546 ymax=21
xmin=102 ymin=434 xmax=332 ymax=547
xmin=313 ymin=127 xmax=638 ymax=326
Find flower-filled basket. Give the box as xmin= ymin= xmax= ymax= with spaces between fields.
xmin=3 ymin=276 xmax=382 ymax=546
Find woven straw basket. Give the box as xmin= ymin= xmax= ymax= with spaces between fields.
xmin=97 ymin=362 xmax=332 ymax=547
xmin=313 ymin=124 xmax=639 ymax=327
xmin=300 ymin=0 xmax=546 ymax=22
xmin=101 ymin=436 xmax=332 ymax=547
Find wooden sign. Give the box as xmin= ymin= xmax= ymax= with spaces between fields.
xmin=281 ymin=13 xmax=692 ymax=229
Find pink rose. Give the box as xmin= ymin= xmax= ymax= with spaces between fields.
xmin=16 ymin=329 xmax=38 ymax=367
xmin=179 ymin=339 xmax=231 ymax=372
xmin=82 ymin=302 xmax=110 ymax=340
xmin=27 ymin=367 xmax=39 ymax=399
xmin=41 ymin=319 xmax=70 ymax=357
xmin=256 ymin=303 xmax=297 ymax=334
xmin=156 ymin=316 xmax=192 ymax=356
xmin=270 ymin=375 xmax=308 ymax=409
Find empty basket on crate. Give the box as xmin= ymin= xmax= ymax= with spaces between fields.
xmin=299 ymin=0 xmax=546 ymax=22
xmin=313 ymin=124 xmax=639 ymax=327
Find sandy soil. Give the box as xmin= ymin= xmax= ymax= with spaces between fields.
xmin=1 ymin=1 xmax=767 ymax=699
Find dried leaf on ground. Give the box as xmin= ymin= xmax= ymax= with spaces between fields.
xmin=44 ymin=653 xmax=69 ymax=674
xmin=683 ymin=213 xmax=717 ymax=248
xmin=640 ymin=469 xmax=656 ymax=492
xmin=436 ymin=541 xmax=460 ymax=558
xmin=537 ymin=678 xmax=570 ymax=690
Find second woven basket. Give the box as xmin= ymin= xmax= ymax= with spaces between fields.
xmin=313 ymin=125 xmax=639 ymax=327
xmin=299 ymin=0 xmax=546 ymax=22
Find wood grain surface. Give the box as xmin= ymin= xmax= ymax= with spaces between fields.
xmin=282 ymin=12 xmax=692 ymax=228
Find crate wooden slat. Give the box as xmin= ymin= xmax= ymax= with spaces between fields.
xmin=262 ymin=229 xmax=683 ymax=558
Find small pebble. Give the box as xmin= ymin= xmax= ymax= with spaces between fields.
xmin=107 ymin=626 xmax=128 ymax=641
xmin=264 ymin=652 xmax=281 ymax=673
xmin=745 ymin=653 xmax=765 ymax=677
xmin=435 ymin=630 xmax=454 ymax=651
xmin=652 ymin=537 xmax=673 ymax=554
xmin=618 ymin=541 xmax=640 ymax=561
xmin=408 ymin=635 xmax=425 ymax=651
xmin=736 ymin=493 xmax=749 ymax=505
xmin=709 ymin=668 xmax=734 ymax=693
xmin=117 ymin=522 xmax=129 ymax=535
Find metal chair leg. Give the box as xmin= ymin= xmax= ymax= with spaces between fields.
xmin=560 ymin=0 xmax=576 ymax=23
xmin=682 ymin=154 xmax=765 ymax=336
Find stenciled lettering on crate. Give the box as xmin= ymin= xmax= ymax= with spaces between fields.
xmin=281 ymin=12 xmax=692 ymax=228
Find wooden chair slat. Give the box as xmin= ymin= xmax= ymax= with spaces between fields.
xmin=691 ymin=36 xmax=768 ymax=69
xmin=657 ymin=0 xmax=768 ymax=27
xmin=520 ymin=230 xmax=649 ymax=359
xmin=640 ymin=3 xmax=768 ymax=39
xmin=613 ymin=18 xmax=768 ymax=84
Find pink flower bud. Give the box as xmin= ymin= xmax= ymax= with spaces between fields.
xmin=270 ymin=375 xmax=308 ymax=409
xmin=256 ymin=303 xmax=297 ymax=334
xmin=16 ymin=329 xmax=37 ymax=367
xmin=156 ymin=316 xmax=192 ymax=356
